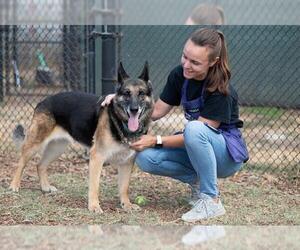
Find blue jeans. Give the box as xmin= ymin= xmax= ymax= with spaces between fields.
xmin=135 ymin=121 xmax=243 ymax=197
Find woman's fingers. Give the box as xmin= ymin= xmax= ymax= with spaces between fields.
xmin=101 ymin=94 xmax=116 ymax=106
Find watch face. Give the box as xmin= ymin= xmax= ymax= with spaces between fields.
xmin=156 ymin=135 xmax=162 ymax=145
xmin=155 ymin=135 xmax=163 ymax=148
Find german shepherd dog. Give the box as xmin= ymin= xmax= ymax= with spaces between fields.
xmin=9 ymin=62 xmax=154 ymax=213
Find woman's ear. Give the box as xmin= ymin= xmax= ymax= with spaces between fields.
xmin=209 ymin=57 xmax=220 ymax=67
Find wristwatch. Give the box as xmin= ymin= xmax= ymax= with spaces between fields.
xmin=155 ymin=135 xmax=163 ymax=148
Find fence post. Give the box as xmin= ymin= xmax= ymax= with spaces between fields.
xmin=4 ymin=25 xmax=10 ymax=95
xmin=87 ymin=25 xmax=96 ymax=94
xmin=0 ymin=25 xmax=3 ymax=102
xmin=90 ymin=0 xmax=121 ymax=96
xmin=101 ymin=25 xmax=118 ymax=95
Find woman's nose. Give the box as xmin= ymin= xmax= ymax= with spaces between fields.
xmin=182 ymin=59 xmax=191 ymax=68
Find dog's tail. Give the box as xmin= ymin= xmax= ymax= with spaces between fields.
xmin=12 ymin=124 xmax=26 ymax=150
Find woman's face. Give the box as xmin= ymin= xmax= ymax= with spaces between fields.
xmin=181 ymin=39 xmax=216 ymax=80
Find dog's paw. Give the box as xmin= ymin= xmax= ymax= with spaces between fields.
xmin=121 ymin=202 xmax=141 ymax=212
xmin=88 ymin=203 xmax=104 ymax=214
xmin=8 ymin=184 xmax=20 ymax=192
xmin=41 ymin=185 xmax=58 ymax=193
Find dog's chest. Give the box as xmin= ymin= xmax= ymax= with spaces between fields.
xmin=104 ymin=142 xmax=136 ymax=164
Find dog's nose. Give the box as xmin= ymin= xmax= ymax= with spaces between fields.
xmin=130 ymin=107 xmax=139 ymax=115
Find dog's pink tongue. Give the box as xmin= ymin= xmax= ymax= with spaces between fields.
xmin=128 ymin=113 xmax=139 ymax=132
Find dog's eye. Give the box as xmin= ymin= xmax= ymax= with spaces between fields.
xmin=139 ymin=91 xmax=145 ymax=96
xmin=123 ymin=90 xmax=131 ymax=97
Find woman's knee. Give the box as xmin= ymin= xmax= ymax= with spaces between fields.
xmin=135 ymin=149 xmax=159 ymax=174
xmin=184 ymin=121 xmax=207 ymax=144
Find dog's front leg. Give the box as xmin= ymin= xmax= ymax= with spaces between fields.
xmin=118 ymin=161 xmax=140 ymax=211
xmin=88 ymin=145 xmax=104 ymax=213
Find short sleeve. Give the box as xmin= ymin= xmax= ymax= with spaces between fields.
xmin=201 ymin=92 xmax=232 ymax=124
xmin=159 ymin=66 xmax=183 ymax=106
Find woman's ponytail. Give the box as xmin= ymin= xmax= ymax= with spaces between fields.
xmin=190 ymin=28 xmax=231 ymax=95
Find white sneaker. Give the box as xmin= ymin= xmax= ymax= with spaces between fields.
xmin=182 ymin=193 xmax=226 ymax=222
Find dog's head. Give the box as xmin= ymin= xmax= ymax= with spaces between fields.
xmin=112 ymin=62 xmax=154 ymax=133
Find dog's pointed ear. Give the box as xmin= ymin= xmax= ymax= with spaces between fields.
xmin=139 ymin=61 xmax=153 ymax=94
xmin=118 ymin=62 xmax=129 ymax=84
xmin=138 ymin=61 xmax=149 ymax=82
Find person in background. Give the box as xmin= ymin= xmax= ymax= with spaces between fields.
xmin=185 ymin=3 xmax=225 ymax=25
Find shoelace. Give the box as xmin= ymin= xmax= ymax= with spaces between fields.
xmin=194 ymin=199 xmax=209 ymax=217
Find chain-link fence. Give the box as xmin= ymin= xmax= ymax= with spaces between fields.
xmin=121 ymin=25 xmax=300 ymax=174
xmin=0 ymin=1 xmax=299 ymax=175
xmin=0 ymin=24 xmax=88 ymax=159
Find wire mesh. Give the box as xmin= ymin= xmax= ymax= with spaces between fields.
xmin=120 ymin=25 xmax=300 ymax=174
xmin=0 ymin=1 xmax=299 ymax=175
xmin=0 ymin=24 xmax=86 ymax=159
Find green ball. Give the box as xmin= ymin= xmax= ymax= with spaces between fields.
xmin=135 ymin=195 xmax=147 ymax=206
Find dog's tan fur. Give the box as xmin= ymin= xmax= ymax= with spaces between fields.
xmin=87 ymin=108 xmax=138 ymax=212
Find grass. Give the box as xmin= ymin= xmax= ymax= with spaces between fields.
xmin=222 ymin=182 xmax=299 ymax=225
xmin=244 ymin=163 xmax=300 ymax=177
xmin=241 ymin=106 xmax=285 ymax=119
xmin=0 ymin=164 xmax=299 ymax=225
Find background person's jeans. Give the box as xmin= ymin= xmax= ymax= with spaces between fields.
xmin=135 ymin=121 xmax=243 ymax=197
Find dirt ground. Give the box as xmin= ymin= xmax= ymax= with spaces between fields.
xmin=0 ymin=151 xmax=299 ymax=226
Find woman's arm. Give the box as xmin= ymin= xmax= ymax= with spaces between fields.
xmin=130 ymin=99 xmax=182 ymax=151
xmin=151 ymin=98 xmax=173 ymax=121
xmin=130 ymin=118 xmax=220 ymax=151
xmin=198 ymin=117 xmax=220 ymax=128
xmin=130 ymin=134 xmax=184 ymax=151
xmin=158 ymin=134 xmax=184 ymax=148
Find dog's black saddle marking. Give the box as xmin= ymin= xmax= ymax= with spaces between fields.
xmin=36 ymin=91 xmax=101 ymax=147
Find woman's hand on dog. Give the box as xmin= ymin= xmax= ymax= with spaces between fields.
xmin=101 ymin=94 xmax=116 ymax=106
xmin=130 ymin=135 xmax=156 ymax=151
